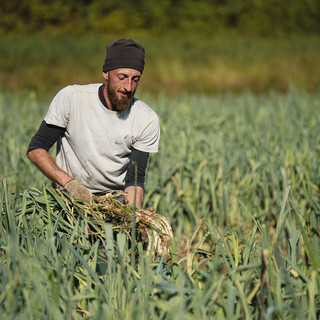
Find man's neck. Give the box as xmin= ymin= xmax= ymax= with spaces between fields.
xmin=98 ymin=84 xmax=109 ymax=109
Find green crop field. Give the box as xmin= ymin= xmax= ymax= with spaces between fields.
xmin=1 ymin=87 xmax=320 ymax=319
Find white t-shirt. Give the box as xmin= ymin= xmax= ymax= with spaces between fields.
xmin=44 ymin=84 xmax=160 ymax=193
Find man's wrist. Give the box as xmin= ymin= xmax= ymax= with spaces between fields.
xmin=63 ymin=178 xmax=74 ymax=188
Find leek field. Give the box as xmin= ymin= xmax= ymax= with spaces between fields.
xmin=1 ymin=86 xmax=320 ymax=319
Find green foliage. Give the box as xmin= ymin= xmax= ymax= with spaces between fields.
xmin=0 ymin=34 xmax=319 ymax=97
xmin=143 ymin=90 xmax=320 ymax=239
xmin=1 ymin=89 xmax=320 ymax=318
xmin=0 ymin=0 xmax=319 ymax=36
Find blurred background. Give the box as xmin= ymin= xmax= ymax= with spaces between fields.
xmin=0 ymin=0 xmax=319 ymax=99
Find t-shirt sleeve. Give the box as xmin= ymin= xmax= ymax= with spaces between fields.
xmin=133 ymin=114 xmax=160 ymax=153
xmin=27 ymin=120 xmax=66 ymax=153
xmin=124 ymin=148 xmax=149 ymax=189
xmin=44 ymin=86 xmax=72 ymax=127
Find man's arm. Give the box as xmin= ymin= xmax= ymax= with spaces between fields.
xmin=27 ymin=149 xmax=72 ymax=187
xmin=27 ymin=120 xmax=72 ymax=187
xmin=124 ymin=148 xmax=149 ymax=208
xmin=28 ymin=149 xmax=92 ymax=203
xmin=27 ymin=121 xmax=92 ymax=202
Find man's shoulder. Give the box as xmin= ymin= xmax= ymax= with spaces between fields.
xmin=58 ymin=83 xmax=102 ymax=96
xmin=131 ymin=98 xmax=158 ymax=118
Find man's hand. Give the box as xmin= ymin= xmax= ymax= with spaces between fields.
xmin=64 ymin=180 xmax=92 ymax=203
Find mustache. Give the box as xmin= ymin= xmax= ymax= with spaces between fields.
xmin=119 ymin=89 xmax=137 ymax=100
xmin=119 ymin=90 xmax=133 ymax=98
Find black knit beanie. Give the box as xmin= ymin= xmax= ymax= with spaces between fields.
xmin=102 ymin=39 xmax=145 ymax=73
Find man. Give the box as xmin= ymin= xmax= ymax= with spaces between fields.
xmin=27 ymin=39 xmax=160 ymax=208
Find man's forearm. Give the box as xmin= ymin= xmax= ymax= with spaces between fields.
xmin=124 ymin=185 xmax=144 ymax=208
xmin=27 ymin=149 xmax=72 ymax=187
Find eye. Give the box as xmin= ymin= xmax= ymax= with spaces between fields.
xmin=133 ymin=77 xmax=141 ymax=83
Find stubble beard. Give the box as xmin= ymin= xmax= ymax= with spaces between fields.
xmin=107 ymin=79 xmax=135 ymax=111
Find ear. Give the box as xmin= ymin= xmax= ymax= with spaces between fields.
xmin=102 ymin=71 xmax=108 ymax=80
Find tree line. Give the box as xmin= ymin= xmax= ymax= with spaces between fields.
xmin=1 ymin=0 xmax=319 ymax=36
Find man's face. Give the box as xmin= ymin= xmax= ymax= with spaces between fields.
xmin=103 ymin=68 xmax=141 ymax=111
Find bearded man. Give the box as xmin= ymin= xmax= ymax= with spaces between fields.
xmin=27 ymin=39 xmax=160 ymax=208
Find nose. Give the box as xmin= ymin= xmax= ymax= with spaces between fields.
xmin=123 ymin=78 xmax=132 ymax=92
